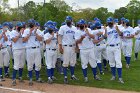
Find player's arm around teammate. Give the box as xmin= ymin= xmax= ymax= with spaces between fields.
xmin=10 ymin=22 xmax=26 ymax=86
xmin=22 ymin=19 xmax=43 ymax=86
xmin=75 ymin=19 xmax=101 ymax=83
xmin=0 ymin=23 xmax=10 ymax=82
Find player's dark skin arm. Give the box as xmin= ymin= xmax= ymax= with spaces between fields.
xmin=35 ymin=33 xmax=42 ymax=41
xmin=22 ymin=34 xmax=31 ymax=42
xmin=58 ymin=35 xmax=63 ymax=54
xmin=85 ymin=29 xmax=95 ymax=39
xmin=93 ymin=38 xmax=104 ymax=44
xmin=76 ymin=36 xmax=85 ymax=44
xmin=116 ymin=26 xmax=123 ymax=36
xmin=124 ymin=35 xmax=134 ymax=39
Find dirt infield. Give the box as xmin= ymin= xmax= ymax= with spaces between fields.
xmin=0 ymin=79 xmax=139 ymax=93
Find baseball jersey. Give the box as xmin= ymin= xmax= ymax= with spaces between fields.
xmin=22 ymin=28 xmax=43 ymax=48
xmin=75 ymin=28 xmax=94 ymax=50
xmin=122 ymin=26 xmax=134 ymax=43
xmin=44 ymin=33 xmax=58 ymax=49
xmin=58 ymin=25 xmax=76 ymax=45
xmin=0 ymin=30 xmax=9 ymax=47
xmin=118 ymin=24 xmax=125 ymax=32
xmin=10 ymin=30 xmax=25 ymax=50
xmin=92 ymin=28 xmax=106 ymax=44
xmin=134 ymin=26 xmax=140 ymax=39
xmin=5 ymin=30 xmax=12 ymax=46
xmin=106 ymin=26 xmax=121 ymax=45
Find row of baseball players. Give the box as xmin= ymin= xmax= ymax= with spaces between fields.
xmin=0 ymin=16 xmax=140 ymax=86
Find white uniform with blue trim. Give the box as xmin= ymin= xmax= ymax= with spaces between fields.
xmin=121 ymin=26 xmax=134 ymax=57
xmin=92 ymin=28 xmax=107 ymax=64
xmin=134 ymin=26 xmax=140 ymax=53
xmin=0 ymin=30 xmax=10 ymax=68
xmin=106 ymin=26 xmax=122 ymax=68
xmin=75 ymin=28 xmax=97 ymax=69
xmin=10 ymin=30 xmax=25 ymax=70
xmin=44 ymin=33 xmax=57 ymax=69
xmin=58 ymin=25 xmax=76 ymax=67
xmin=22 ymin=28 xmax=43 ymax=71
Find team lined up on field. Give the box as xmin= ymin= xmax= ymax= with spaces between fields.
xmin=0 ymin=16 xmax=140 ymax=86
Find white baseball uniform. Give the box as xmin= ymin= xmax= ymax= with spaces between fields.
xmin=75 ymin=28 xmax=97 ymax=69
xmin=134 ymin=26 xmax=140 ymax=53
xmin=121 ymin=26 xmax=134 ymax=57
xmin=10 ymin=30 xmax=25 ymax=70
xmin=22 ymin=28 xmax=43 ymax=71
xmin=58 ymin=25 xmax=76 ymax=67
xmin=0 ymin=30 xmax=10 ymax=68
xmin=106 ymin=26 xmax=122 ymax=68
xmin=44 ymin=33 xmax=57 ymax=69
xmin=92 ymin=28 xmax=107 ymax=64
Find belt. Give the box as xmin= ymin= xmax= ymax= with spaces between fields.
xmin=0 ymin=47 xmax=6 ymax=50
xmin=136 ymin=38 xmax=140 ymax=40
xmin=31 ymin=46 xmax=39 ymax=49
xmin=48 ymin=48 xmax=56 ymax=51
xmin=64 ymin=45 xmax=73 ymax=47
xmin=96 ymin=43 xmax=105 ymax=46
xmin=109 ymin=44 xmax=119 ymax=47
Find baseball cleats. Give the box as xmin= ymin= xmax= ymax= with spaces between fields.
xmin=29 ymin=79 xmax=33 ymax=86
xmin=126 ymin=64 xmax=130 ymax=69
xmin=5 ymin=73 xmax=9 ymax=78
xmin=64 ymin=78 xmax=68 ymax=84
xmin=118 ymin=78 xmax=124 ymax=84
xmin=71 ymin=75 xmax=79 ymax=80
xmin=19 ymin=77 xmax=24 ymax=83
xmin=0 ymin=75 xmax=5 ymax=82
xmin=100 ymin=71 xmax=104 ymax=75
xmin=12 ymin=80 xmax=16 ymax=86
xmin=110 ymin=76 xmax=116 ymax=81
xmin=94 ymin=75 xmax=102 ymax=81
xmin=84 ymin=77 xmax=88 ymax=83
xmin=36 ymin=78 xmax=44 ymax=83
xmin=52 ymin=76 xmax=57 ymax=81
xmin=47 ymin=78 xmax=53 ymax=84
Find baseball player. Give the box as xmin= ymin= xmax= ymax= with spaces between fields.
xmin=92 ymin=21 xmax=108 ymax=75
xmin=22 ymin=19 xmax=43 ymax=86
xmin=10 ymin=22 xmax=26 ymax=86
xmin=0 ymin=22 xmax=10 ymax=81
xmin=58 ymin=16 xmax=78 ymax=84
xmin=104 ymin=17 xmax=124 ymax=84
xmin=134 ymin=20 xmax=140 ymax=60
xmin=121 ymin=19 xmax=135 ymax=68
xmin=75 ymin=19 xmax=101 ymax=83
xmin=44 ymin=25 xmax=58 ymax=84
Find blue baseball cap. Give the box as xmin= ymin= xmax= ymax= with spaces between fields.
xmin=95 ymin=21 xmax=102 ymax=27
xmin=78 ymin=19 xmax=86 ymax=25
xmin=22 ymin=22 xmax=26 ymax=25
xmin=65 ymin=16 xmax=72 ymax=21
xmin=16 ymin=22 xmax=23 ymax=27
xmin=8 ymin=22 xmax=13 ymax=29
xmin=90 ymin=24 xmax=96 ymax=30
xmin=88 ymin=22 xmax=92 ymax=26
xmin=137 ymin=20 xmax=140 ymax=24
xmin=93 ymin=17 xmax=99 ymax=21
xmin=2 ymin=22 xmax=9 ymax=27
xmin=107 ymin=17 xmax=114 ymax=23
xmin=121 ymin=17 xmax=125 ymax=21
xmin=35 ymin=22 xmax=40 ymax=26
xmin=124 ymin=19 xmax=129 ymax=23
xmin=114 ymin=19 xmax=119 ymax=23
xmin=28 ymin=19 xmax=36 ymax=24
xmin=47 ymin=25 xmax=55 ymax=30
xmin=53 ymin=22 xmax=57 ymax=26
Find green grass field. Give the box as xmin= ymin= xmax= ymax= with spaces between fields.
xmin=8 ymin=39 xmax=140 ymax=92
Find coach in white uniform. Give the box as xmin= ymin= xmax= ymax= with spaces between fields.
xmin=58 ymin=16 xmax=78 ymax=84
xmin=104 ymin=17 xmax=124 ymax=84
xmin=0 ymin=22 xmax=10 ymax=81
xmin=75 ymin=19 xmax=101 ymax=82
xmin=10 ymin=22 xmax=26 ymax=86
xmin=121 ymin=19 xmax=135 ymax=68
xmin=134 ymin=20 xmax=140 ymax=60
xmin=22 ymin=19 xmax=43 ymax=86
